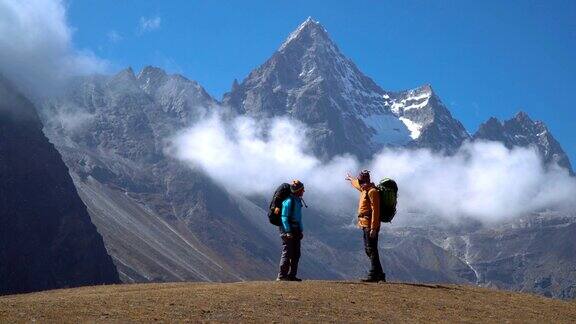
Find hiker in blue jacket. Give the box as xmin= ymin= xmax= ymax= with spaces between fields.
xmin=277 ymin=180 xmax=305 ymax=281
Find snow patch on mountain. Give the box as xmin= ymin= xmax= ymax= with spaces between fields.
xmin=399 ymin=117 xmax=423 ymax=139
xmin=387 ymin=87 xmax=432 ymax=115
xmin=362 ymin=114 xmax=412 ymax=145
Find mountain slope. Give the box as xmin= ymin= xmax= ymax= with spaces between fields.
xmin=0 ymin=76 xmax=119 ymax=295
xmin=442 ymin=213 xmax=576 ymax=299
xmin=40 ymin=67 xmax=339 ymax=283
xmin=1 ymin=281 xmax=575 ymax=322
xmin=40 ymin=68 xmax=270 ymax=282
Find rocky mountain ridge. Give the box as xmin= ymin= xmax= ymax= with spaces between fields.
xmin=223 ymin=17 xmax=571 ymax=171
xmin=474 ymin=111 xmax=573 ymax=173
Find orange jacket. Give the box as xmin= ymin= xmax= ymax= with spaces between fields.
xmin=351 ymin=179 xmax=380 ymax=230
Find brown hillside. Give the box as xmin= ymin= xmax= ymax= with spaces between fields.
xmin=1 ymin=281 xmax=575 ymax=323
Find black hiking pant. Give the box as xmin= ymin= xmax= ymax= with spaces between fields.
xmin=278 ymin=230 xmax=302 ymax=279
xmin=363 ymin=228 xmax=384 ymax=277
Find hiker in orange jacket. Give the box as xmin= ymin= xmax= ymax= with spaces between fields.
xmin=346 ymin=170 xmax=385 ymax=282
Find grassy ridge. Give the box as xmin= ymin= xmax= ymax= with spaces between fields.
xmin=1 ymin=281 xmax=575 ymax=322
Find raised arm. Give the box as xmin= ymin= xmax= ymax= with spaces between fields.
xmin=345 ymin=173 xmax=362 ymax=192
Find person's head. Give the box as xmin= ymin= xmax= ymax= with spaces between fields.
xmin=291 ymin=179 xmax=305 ymax=197
xmin=358 ymin=170 xmax=371 ymax=189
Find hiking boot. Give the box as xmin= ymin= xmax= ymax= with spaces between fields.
xmin=379 ymin=273 xmax=386 ymax=283
xmin=288 ymin=277 xmax=302 ymax=282
xmin=360 ymin=276 xmax=380 ymax=283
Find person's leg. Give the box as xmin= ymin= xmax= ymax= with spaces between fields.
xmin=288 ymin=233 xmax=301 ymax=279
xmin=278 ymin=234 xmax=293 ymax=279
xmin=362 ymin=228 xmax=373 ymax=279
xmin=363 ymin=228 xmax=384 ymax=280
xmin=369 ymin=232 xmax=384 ymax=278
xmin=363 ymin=228 xmax=371 ymax=258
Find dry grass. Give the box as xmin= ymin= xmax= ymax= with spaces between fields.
xmin=1 ymin=281 xmax=575 ymax=323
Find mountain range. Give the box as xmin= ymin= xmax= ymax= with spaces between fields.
xmin=31 ymin=18 xmax=575 ymax=298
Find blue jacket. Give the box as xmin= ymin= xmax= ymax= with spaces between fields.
xmin=281 ymin=196 xmax=303 ymax=233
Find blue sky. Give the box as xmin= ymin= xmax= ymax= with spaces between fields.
xmin=67 ymin=0 xmax=576 ymax=164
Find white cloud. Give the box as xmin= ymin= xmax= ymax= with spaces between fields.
xmin=368 ymin=142 xmax=576 ymax=222
xmin=171 ymin=113 xmax=576 ymax=225
xmin=0 ymin=0 xmax=108 ymax=99
xmin=107 ymin=30 xmax=123 ymax=43
xmin=139 ymin=16 xmax=161 ymax=34
xmin=53 ymin=109 xmax=95 ymax=132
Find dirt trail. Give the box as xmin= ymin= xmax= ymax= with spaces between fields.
xmin=1 ymin=281 xmax=575 ymax=323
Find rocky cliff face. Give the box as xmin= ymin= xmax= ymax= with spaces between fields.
xmin=0 ymin=76 xmax=119 ymax=295
xmin=474 ymin=112 xmax=573 ymax=174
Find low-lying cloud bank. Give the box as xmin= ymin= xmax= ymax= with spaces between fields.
xmin=171 ymin=114 xmax=576 ymax=224
xmin=0 ymin=0 xmax=107 ymax=99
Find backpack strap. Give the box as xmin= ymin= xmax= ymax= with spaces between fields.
xmin=363 ymin=187 xmax=378 ymax=216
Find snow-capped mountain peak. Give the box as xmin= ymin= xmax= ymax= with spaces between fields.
xmin=278 ymin=17 xmax=329 ymax=51
xmin=223 ymin=18 xmax=410 ymax=158
xmin=274 ymin=18 xmax=391 ymax=117
xmin=223 ymin=18 xmax=475 ymax=157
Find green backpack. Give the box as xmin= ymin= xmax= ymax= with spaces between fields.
xmin=376 ymin=178 xmax=398 ymax=223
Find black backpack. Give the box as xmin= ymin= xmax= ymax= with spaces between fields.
xmin=267 ymin=183 xmax=292 ymax=226
xmin=376 ymin=178 xmax=398 ymax=223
